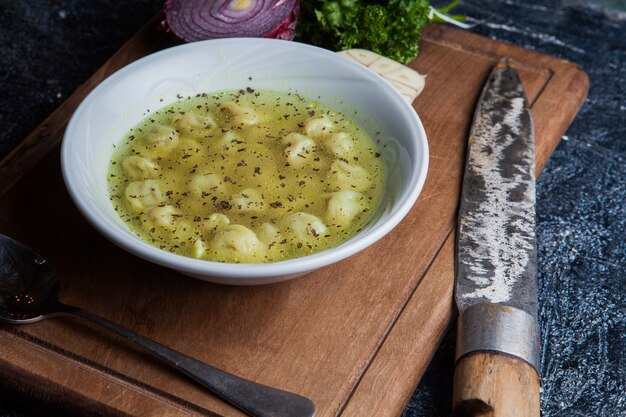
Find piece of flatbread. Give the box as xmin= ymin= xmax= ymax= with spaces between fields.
xmin=337 ymin=49 xmax=426 ymax=104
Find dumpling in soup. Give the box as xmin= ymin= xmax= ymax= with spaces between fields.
xmin=222 ymin=102 xmax=259 ymax=126
xmin=210 ymin=225 xmax=265 ymax=261
xmin=286 ymin=212 xmax=327 ymax=243
xmin=281 ymin=133 xmax=316 ymax=166
xmin=324 ymin=133 xmax=354 ymax=157
xmin=124 ymin=180 xmax=164 ymax=211
xmin=146 ymin=205 xmax=179 ymax=229
xmin=325 ymin=191 xmax=363 ymax=226
xmin=122 ymin=156 xmax=159 ymax=179
xmin=172 ymin=111 xmax=215 ymax=136
xmin=304 ymin=117 xmax=333 ymax=138
xmin=145 ymin=125 xmax=179 ymax=154
xmin=328 ymin=160 xmax=371 ymax=192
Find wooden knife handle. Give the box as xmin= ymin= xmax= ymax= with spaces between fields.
xmin=452 ymin=352 xmax=540 ymax=417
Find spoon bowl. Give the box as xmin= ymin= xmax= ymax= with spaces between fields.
xmin=0 ymin=234 xmax=315 ymax=417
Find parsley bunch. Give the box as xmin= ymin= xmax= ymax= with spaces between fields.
xmin=298 ymin=0 xmax=464 ymax=64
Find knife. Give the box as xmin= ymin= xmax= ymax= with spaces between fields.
xmin=453 ymin=59 xmax=540 ymax=417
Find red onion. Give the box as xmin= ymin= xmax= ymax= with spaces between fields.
xmin=164 ymin=0 xmax=300 ymax=42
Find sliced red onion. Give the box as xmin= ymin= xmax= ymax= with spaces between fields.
xmin=164 ymin=0 xmax=300 ymax=42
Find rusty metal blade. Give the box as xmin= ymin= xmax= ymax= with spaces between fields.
xmin=455 ymin=59 xmax=537 ymax=317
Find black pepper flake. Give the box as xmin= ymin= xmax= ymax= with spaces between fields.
xmin=254 ymin=167 xmax=261 ymax=175
xmin=214 ymin=201 xmax=232 ymax=210
xmin=269 ymin=201 xmax=283 ymax=208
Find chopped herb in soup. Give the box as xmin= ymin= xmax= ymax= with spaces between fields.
xmin=107 ymin=89 xmax=384 ymax=263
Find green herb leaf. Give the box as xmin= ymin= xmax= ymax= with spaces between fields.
xmin=297 ymin=0 xmax=464 ymax=64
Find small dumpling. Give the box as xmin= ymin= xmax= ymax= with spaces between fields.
xmin=171 ymin=111 xmax=215 ymax=136
xmin=324 ymin=132 xmax=354 ymax=157
xmin=217 ymin=130 xmax=244 ymax=152
xmin=146 ymin=205 xmax=179 ymax=229
xmin=192 ymin=239 xmax=206 ymax=258
xmin=222 ymin=102 xmax=259 ymax=126
xmin=200 ymin=213 xmax=230 ymax=234
xmin=304 ymin=117 xmax=333 ymax=138
xmin=189 ymin=173 xmax=225 ymax=197
xmin=286 ymin=212 xmax=327 ymax=243
xmin=210 ymin=225 xmax=265 ymax=261
xmin=231 ymin=188 xmax=264 ymax=212
xmin=328 ymin=160 xmax=371 ymax=192
xmin=122 ymin=156 xmax=159 ymax=179
xmin=124 ymin=180 xmax=164 ymax=211
xmin=257 ymin=222 xmax=282 ymax=247
xmin=325 ymin=191 xmax=363 ymax=226
xmin=281 ymin=133 xmax=316 ymax=166
xmin=145 ymin=125 xmax=179 ymax=154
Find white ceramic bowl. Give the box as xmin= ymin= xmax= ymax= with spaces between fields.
xmin=62 ymin=38 xmax=428 ymax=285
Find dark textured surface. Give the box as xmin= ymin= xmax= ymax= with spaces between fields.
xmin=0 ymin=1 xmax=624 ymax=416
xmin=406 ymin=1 xmax=626 ymax=417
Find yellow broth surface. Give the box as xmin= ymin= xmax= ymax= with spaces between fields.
xmin=108 ymin=89 xmax=384 ymax=263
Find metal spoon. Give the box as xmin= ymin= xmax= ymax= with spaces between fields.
xmin=0 ymin=234 xmax=315 ymax=417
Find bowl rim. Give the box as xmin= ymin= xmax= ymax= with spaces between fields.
xmin=61 ymin=37 xmax=429 ymax=280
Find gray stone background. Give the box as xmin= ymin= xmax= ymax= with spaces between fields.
xmin=0 ymin=1 xmax=623 ymax=416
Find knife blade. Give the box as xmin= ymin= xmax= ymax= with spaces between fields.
xmin=453 ymin=59 xmax=540 ymax=417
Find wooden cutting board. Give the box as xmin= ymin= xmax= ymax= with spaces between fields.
xmin=0 ymin=19 xmax=588 ymax=417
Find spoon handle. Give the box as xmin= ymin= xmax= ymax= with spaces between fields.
xmin=56 ymin=303 xmax=315 ymax=417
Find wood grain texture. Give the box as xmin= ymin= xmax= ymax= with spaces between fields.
xmin=341 ymin=234 xmax=456 ymax=417
xmin=452 ymin=353 xmax=540 ymax=417
xmin=0 ymin=22 xmax=588 ymax=417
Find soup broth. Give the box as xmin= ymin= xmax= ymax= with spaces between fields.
xmin=108 ymin=89 xmax=384 ymax=263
